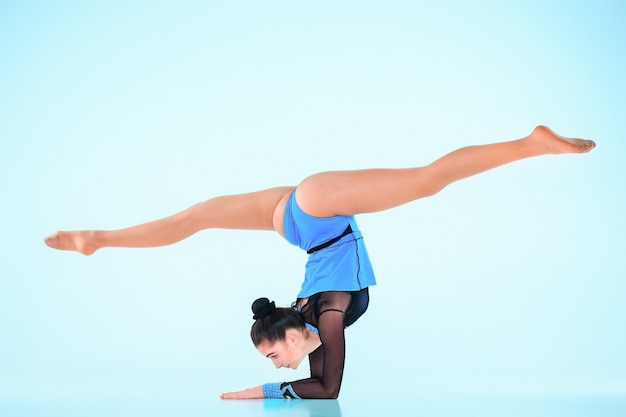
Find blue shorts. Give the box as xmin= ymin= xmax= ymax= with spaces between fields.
xmin=282 ymin=191 xmax=376 ymax=298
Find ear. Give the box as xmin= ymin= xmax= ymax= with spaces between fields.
xmin=284 ymin=328 xmax=301 ymax=346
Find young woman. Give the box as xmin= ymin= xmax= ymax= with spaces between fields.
xmin=44 ymin=126 xmax=595 ymax=399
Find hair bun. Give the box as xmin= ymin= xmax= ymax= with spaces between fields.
xmin=252 ymin=297 xmax=276 ymax=320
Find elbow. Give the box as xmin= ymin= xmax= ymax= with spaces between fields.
xmin=322 ymin=386 xmax=340 ymax=399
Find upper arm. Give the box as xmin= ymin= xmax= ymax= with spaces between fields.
xmin=288 ymin=291 xmax=354 ymax=399
xmin=315 ymin=309 xmax=347 ymax=398
xmin=312 ymin=291 xmax=353 ymax=397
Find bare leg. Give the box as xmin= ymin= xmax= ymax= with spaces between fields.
xmin=44 ymin=186 xmax=295 ymax=255
xmin=295 ymin=126 xmax=596 ymax=217
xmin=45 ymin=126 xmax=595 ymax=254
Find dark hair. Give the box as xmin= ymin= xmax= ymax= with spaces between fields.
xmin=250 ymin=297 xmax=305 ymax=346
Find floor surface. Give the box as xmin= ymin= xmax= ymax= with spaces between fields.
xmin=3 ymin=393 xmax=625 ymax=417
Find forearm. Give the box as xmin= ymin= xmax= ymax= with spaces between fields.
xmin=220 ymin=378 xmax=339 ymax=400
xmin=261 ymin=375 xmax=340 ymax=399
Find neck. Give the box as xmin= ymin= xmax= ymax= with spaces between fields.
xmin=303 ymin=328 xmax=322 ymax=355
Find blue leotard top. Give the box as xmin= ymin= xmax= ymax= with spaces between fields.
xmin=282 ymin=191 xmax=376 ymax=298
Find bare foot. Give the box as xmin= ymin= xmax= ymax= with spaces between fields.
xmin=44 ymin=230 xmax=99 ymax=255
xmin=530 ymin=125 xmax=596 ymax=154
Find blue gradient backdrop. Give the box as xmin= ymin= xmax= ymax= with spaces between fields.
xmin=1 ymin=1 xmax=625 ymax=415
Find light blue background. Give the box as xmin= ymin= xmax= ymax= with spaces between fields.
xmin=2 ymin=1 xmax=625 ymax=415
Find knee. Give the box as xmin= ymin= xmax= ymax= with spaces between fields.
xmin=183 ymin=201 xmax=213 ymax=230
xmin=411 ymin=166 xmax=447 ymax=198
xmin=421 ymin=181 xmax=446 ymax=198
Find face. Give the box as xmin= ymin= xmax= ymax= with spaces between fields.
xmin=256 ymin=330 xmax=306 ymax=370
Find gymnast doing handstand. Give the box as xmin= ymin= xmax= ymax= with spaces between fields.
xmin=45 ymin=126 xmax=595 ymax=399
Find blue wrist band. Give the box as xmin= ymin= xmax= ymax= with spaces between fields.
xmin=263 ymin=383 xmax=282 ymax=398
xmin=263 ymin=382 xmax=302 ymax=399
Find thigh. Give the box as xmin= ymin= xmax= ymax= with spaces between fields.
xmin=194 ymin=186 xmax=295 ymax=233
xmin=295 ymin=168 xmax=434 ymax=217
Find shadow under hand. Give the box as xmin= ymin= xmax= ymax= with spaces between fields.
xmin=217 ymin=399 xmax=342 ymax=417
xmin=263 ymin=399 xmax=341 ymax=417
